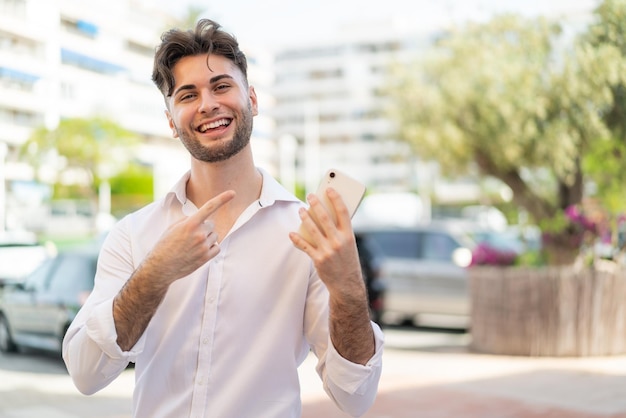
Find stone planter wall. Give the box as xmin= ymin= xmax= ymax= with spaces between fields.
xmin=469 ymin=263 xmax=626 ymax=356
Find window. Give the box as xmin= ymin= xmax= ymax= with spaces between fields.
xmin=0 ymin=0 xmax=26 ymax=18
xmin=23 ymin=258 xmax=54 ymax=293
xmin=367 ymin=231 xmax=421 ymax=259
xmin=60 ymin=17 xmax=99 ymax=38
xmin=0 ymin=106 xmax=43 ymax=127
xmin=0 ymin=31 xmax=42 ymax=57
xmin=422 ymin=232 xmax=460 ymax=262
xmin=61 ymin=48 xmax=126 ymax=75
xmin=60 ymin=82 xmax=75 ymax=100
xmin=309 ymin=68 xmax=342 ymax=80
xmin=48 ymin=254 xmax=96 ymax=300
xmin=127 ymin=40 xmax=153 ymax=57
xmin=0 ymin=66 xmax=39 ymax=91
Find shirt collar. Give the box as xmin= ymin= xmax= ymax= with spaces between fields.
xmin=257 ymin=167 xmax=301 ymax=207
xmin=161 ymin=168 xmax=300 ymax=208
xmin=161 ymin=171 xmax=191 ymax=208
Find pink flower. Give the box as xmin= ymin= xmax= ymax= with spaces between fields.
xmin=470 ymin=242 xmax=517 ymax=266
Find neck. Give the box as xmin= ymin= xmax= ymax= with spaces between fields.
xmin=185 ymin=147 xmax=262 ymax=240
xmin=186 ymin=146 xmax=262 ymax=209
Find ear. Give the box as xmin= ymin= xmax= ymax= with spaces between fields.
xmin=165 ymin=109 xmax=179 ymax=138
xmin=249 ymin=85 xmax=259 ymax=116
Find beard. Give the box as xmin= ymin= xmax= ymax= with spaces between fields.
xmin=175 ymin=102 xmax=254 ymax=163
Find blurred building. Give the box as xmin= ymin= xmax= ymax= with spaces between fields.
xmin=271 ymin=24 xmax=431 ymax=194
xmin=0 ymin=0 xmax=275 ymax=233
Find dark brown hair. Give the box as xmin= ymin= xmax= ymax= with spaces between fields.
xmin=152 ymin=19 xmax=248 ymax=97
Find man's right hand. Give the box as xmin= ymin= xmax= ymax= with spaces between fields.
xmin=146 ymin=190 xmax=236 ymax=286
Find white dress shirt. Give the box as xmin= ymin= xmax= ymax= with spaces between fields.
xmin=63 ymin=169 xmax=383 ymax=418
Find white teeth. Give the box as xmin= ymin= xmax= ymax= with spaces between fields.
xmin=199 ymin=119 xmax=230 ymax=132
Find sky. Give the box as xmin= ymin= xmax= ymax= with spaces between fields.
xmin=153 ymin=0 xmax=599 ymax=50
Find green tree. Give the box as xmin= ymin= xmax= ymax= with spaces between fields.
xmin=20 ymin=117 xmax=140 ymax=202
xmin=583 ymin=0 xmax=626 ymax=138
xmin=579 ymin=0 xmax=626 ymax=216
xmin=109 ymin=162 xmax=154 ymax=218
xmin=389 ymin=13 xmax=616 ymax=264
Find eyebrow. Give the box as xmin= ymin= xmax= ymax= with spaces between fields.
xmin=172 ymin=74 xmax=235 ymax=98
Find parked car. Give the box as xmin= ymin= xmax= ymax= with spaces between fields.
xmin=355 ymin=223 xmax=474 ymax=328
xmin=0 ymin=246 xmax=98 ymax=354
xmin=0 ymin=232 xmax=56 ymax=287
xmin=355 ymin=233 xmax=386 ymax=325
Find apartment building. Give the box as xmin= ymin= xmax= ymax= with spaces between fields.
xmin=0 ymin=0 xmax=173 ymax=145
xmin=0 ymin=0 xmax=275 ymax=232
xmin=271 ymin=23 xmax=438 ymax=194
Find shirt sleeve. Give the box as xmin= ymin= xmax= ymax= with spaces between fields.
xmin=317 ymin=322 xmax=384 ymax=417
xmin=62 ymin=217 xmax=143 ymax=395
xmin=63 ymin=298 xmax=139 ymax=395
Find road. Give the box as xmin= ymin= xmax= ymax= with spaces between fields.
xmin=3 ymin=326 xmax=626 ymax=418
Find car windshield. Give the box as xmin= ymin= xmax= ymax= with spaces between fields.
xmin=365 ymin=230 xmax=421 ymax=259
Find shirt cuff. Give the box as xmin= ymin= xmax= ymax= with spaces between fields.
xmin=85 ymin=298 xmax=144 ymax=362
xmin=325 ymin=321 xmax=384 ymax=395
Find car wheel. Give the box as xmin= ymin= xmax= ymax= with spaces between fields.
xmin=0 ymin=314 xmax=17 ymax=353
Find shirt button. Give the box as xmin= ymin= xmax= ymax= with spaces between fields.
xmin=203 ymin=338 xmax=209 ymax=344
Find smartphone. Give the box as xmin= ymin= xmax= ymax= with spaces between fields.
xmin=298 ymin=169 xmax=366 ymax=241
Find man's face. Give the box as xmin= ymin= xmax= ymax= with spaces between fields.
xmin=165 ymin=54 xmax=258 ymax=163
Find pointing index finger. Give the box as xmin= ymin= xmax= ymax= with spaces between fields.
xmin=191 ymin=190 xmax=236 ymax=225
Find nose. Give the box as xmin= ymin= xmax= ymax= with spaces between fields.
xmin=198 ymin=90 xmax=218 ymax=114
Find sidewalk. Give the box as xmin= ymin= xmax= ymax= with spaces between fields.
xmin=2 ymin=328 xmax=624 ymax=417
xmin=300 ymin=329 xmax=626 ymax=417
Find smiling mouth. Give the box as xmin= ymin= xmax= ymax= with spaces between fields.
xmin=198 ymin=118 xmax=232 ymax=133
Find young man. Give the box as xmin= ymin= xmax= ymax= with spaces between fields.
xmin=63 ymin=19 xmax=383 ymax=418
